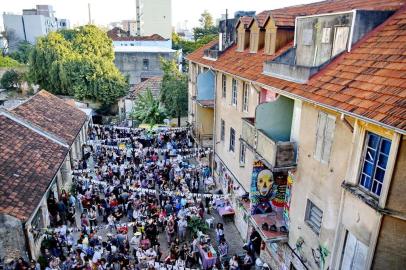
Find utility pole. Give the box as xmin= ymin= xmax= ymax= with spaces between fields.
xmin=88 ymin=3 xmax=92 ymax=25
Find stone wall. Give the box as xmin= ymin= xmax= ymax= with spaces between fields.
xmin=0 ymin=214 xmax=27 ymax=261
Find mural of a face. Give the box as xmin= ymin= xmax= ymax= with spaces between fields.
xmin=256 ymin=169 xmax=273 ymax=196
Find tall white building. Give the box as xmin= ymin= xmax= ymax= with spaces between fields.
xmin=3 ymin=5 xmax=69 ymax=50
xmin=135 ymin=0 xmax=172 ymax=39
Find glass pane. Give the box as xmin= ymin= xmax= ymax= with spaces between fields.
xmin=377 ymin=154 xmax=388 ymax=168
xmin=380 ymin=139 xmax=391 ymax=154
xmin=362 ymin=162 xmax=374 ymax=176
xmin=365 ymin=148 xmax=376 ymax=162
xmin=375 ymin=168 xmax=385 ymax=183
xmin=367 ymin=133 xmax=379 ymax=149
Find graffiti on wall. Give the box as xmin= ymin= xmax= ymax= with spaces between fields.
xmin=283 ymin=173 xmax=294 ymax=228
xmin=312 ymin=244 xmax=330 ymax=270
xmin=294 ymin=236 xmax=331 ymax=270
xmin=250 ymin=161 xmax=277 ymax=214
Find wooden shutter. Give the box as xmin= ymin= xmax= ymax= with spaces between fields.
xmin=321 ymin=115 xmax=336 ymax=163
xmin=332 ymin=26 xmax=350 ymax=56
xmin=314 ymin=112 xmax=327 ymax=161
xmin=341 ymin=232 xmax=368 ymax=270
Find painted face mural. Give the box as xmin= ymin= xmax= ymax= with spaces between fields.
xmin=256 ymin=169 xmax=273 ymax=196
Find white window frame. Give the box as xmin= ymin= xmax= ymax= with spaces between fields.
xmin=222 ymin=74 xmax=227 ymax=99
xmin=239 ymin=142 xmax=246 ymax=165
xmin=242 ymin=83 xmax=249 ymax=112
xmin=231 ymin=79 xmax=237 ymax=106
xmin=305 ymin=199 xmax=323 ymax=235
xmin=314 ymin=111 xmax=336 ymax=164
xmin=229 ymin=127 xmax=235 ymax=152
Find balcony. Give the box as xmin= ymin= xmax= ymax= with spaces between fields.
xmin=241 ymin=118 xmax=296 ymax=171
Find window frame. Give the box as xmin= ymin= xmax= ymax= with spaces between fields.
xmin=231 ymin=79 xmax=238 ymax=106
xmin=314 ymin=111 xmax=336 ymax=164
xmin=220 ymin=119 xmax=225 ymax=141
xmin=239 ymin=142 xmax=246 ymax=165
xmin=304 ymin=199 xmax=323 ymax=235
xmin=358 ymin=132 xmax=391 ymax=198
xmin=222 ymin=74 xmax=227 ymax=99
xmin=229 ymin=127 xmax=236 ymax=152
xmin=142 ymin=58 xmax=149 ymax=70
xmin=242 ymin=83 xmax=249 ymax=112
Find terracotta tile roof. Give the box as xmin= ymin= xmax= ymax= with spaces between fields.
xmin=187 ymin=5 xmax=406 ymax=133
xmin=126 ymin=76 xmax=162 ymax=100
xmin=12 ymin=90 xmax=87 ymax=145
xmin=0 ymin=115 xmax=68 ymax=221
xmin=258 ymin=0 xmax=406 ymax=27
xmin=107 ymin=27 xmax=167 ymax=41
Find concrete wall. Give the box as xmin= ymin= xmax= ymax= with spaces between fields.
xmin=255 ymin=95 xmax=294 ymax=142
xmin=384 ymin=137 xmax=406 ymax=213
xmin=0 ymin=214 xmax=27 ymax=261
xmin=142 ymin=0 xmax=172 ymax=39
xmin=114 ymin=51 xmax=174 ymax=85
xmin=195 ymin=106 xmax=213 ymax=136
xmin=372 ymin=215 xmax=406 ymax=270
xmin=113 ymin=40 xmax=172 ymax=48
xmin=287 ymin=103 xmax=352 ymax=270
xmin=215 ymin=72 xmax=259 ymax=192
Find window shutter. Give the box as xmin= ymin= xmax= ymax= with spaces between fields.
xmin=321 ymin=116 xmax=336 ymax=163
xmin=315 ymin=112 xmax=327 ymax=161
xmin=341 ymin=232 xmax=357 ymax=270
xmin=352 ymin=240 xmax=368 ymax=270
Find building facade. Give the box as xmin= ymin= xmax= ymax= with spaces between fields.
xmin=135 ymin=0 xmax=172 ymax=39
xmin=187 ymin=0 xmax=406 ymax=269
xmin=3 ymin=5 xmax=69 ymax=50
xmin=0 ymin=90 xmax=91 ymax=260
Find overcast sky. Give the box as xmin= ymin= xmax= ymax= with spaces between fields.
xmin=1 ymin=0 xmax=317 ymax=30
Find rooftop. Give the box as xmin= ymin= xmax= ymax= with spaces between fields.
xmin=126 ymin=76 xmax=162 ymax=100
xmin=0 ymin=113 xmax=68 ymax=221
xmin=107 ymin=27 xmax=168 ymax=42
xmin=11 ymin=90 xmax=87 ymax=145
xmin=187 ymin=1 xmax=406 ymax=133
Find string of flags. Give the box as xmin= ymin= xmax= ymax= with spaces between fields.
xmin=92 ymin=124 xmax=190 ymax=133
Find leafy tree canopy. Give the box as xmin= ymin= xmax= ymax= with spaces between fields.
xmin=0 ymin=55 xmax=23 ymax=68
xmin=1 ymin=69 xmax=23 ymax=90
xmin=29 ymin=25 xmax=127 ymax=105
xmin=160 ymin=57 xmax=188 ymax=126
xmin=9 ymin=41 xmax=33 ymax=64
xmin=131 ymin=88 xmax=167 ymax=126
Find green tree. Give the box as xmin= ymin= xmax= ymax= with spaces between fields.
xmin=1 ymin=69 xmax=22 ymax=90
xmin=131 ymin=88 xmax=167 ymax=125
xmin=29 ymin=26 xmax=128 ymax=105
xmin=0 ymin=55 xmax=23 ymax=68
xmin=9 ymin=41 xmax=33 ymax=64
xmin=199 ymin=10 xmax=214 ymax=29
xmin=160 ymin=57 xmax=188 ymax=126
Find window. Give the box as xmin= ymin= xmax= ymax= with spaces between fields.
xmin=220 ymin=119 xmax=225 ymax=141
xmin=314 ymin=112 xmax=335 ymax=163
xmin=305 ymin=199 xmax=323 ymax=235
xmin=321 ymin=27 xmax=331 ymax=44
xmin=222 ymin=74 xmax=227 ymax=98
xmin=143 ymin=59 xmax=149 ymax=70
xmin=239 ymin=142 xmax=246 ymax=164
xmin=359 ymin=132 xmax=391 ymax=197
xmin=242 ymin=83 xmax=249 ymax=112
xmin=302 ymin=28 xmax=314 ymax=46
xmin=340 ymin=231 xmax=368 ymax=270
xmin=229 ymin=127 xmax=235 ymax=152
xmin=231 ymin=79 xmax=237 ymax=106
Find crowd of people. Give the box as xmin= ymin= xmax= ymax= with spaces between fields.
xmin=4 ymin=125 xmax=262 ymax=270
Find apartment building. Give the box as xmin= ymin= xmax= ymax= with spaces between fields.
xmin=3 ymin=5 xmax=69 ymax=50
xmin=187 ymin=0 xmax=406 ymax=269
xmin=135 ymin=0 xmax=172 ymax=39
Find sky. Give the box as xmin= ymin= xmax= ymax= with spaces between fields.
xmin=0 ymin=0 xmax=318 ymax=30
